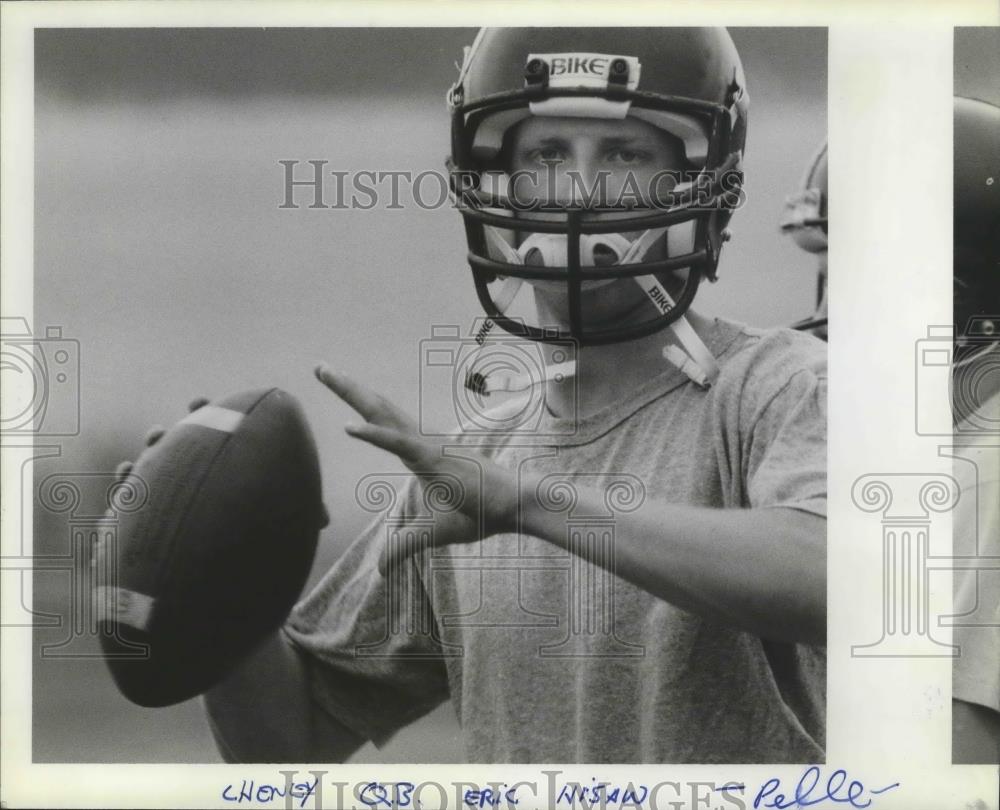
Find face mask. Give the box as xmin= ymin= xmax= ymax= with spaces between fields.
xmin=519 ymin=231 xmax=633 ymax=267
xmin=473 ymin=224 xmax=719 ymax=392
xmin=519 ymin=233 xmax=625 ymax=292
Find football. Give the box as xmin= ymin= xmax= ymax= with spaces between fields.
xmin=93 ymin=388 xmax=328 ymax=707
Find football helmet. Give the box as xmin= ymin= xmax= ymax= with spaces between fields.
xmin=953 ymin=96 xmax=999 ymax=359
xmin=781 ymin=140 xmax=829 ymax=337
xmin=447 ymin=28 xmax=749 ymax=348
xmin=780 ymin=140 xmax=828 ymax=254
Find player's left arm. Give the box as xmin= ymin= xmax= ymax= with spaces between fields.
xmin=517 ymin=488 xmax=826 ymax=645
xmin=318 ymin=366 xmax=826 ymax=646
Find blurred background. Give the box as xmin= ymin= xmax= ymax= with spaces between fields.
xmin=956 ymin=27 xmax=1000 ymax=104
xmin=29 ymin=27 xmax=826 ymax=762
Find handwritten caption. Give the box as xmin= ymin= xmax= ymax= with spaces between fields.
xmin=219 ymin=767 xmax=900 ymax=810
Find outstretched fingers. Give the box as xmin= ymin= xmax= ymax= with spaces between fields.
xmin=344 ymin=422 xmax=425 ymax=466
xmin=315 ymin=364 xmax=415 ymax=431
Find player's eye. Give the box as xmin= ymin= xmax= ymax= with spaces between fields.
xmin=607 ymin=148 xmax=648 ymax=165
xmin=527 ymin=146 xmax=567 ymax=163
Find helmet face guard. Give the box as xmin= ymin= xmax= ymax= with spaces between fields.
xmin=781 ymin=140 xmax=829 ymax=337
xmin=447 ymin=29 xmax=749 ymax=346
xmin=780 ymin=141 xmax=828 ymax=255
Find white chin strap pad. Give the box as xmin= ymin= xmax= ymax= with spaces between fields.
xmin=484 ymin=224 xmax=669 ymax=270
xmin=666 ymin=221 xmax=695 ymax=257
xmin=632 ymin=274 xmax=719 ymax=388
xmin=476 ymin=224 xmax=718 ymax=390
xmin=516 ymin=231 xmax=633 ymax=267
xmin=483 ymin=222 xmax=522 ymax=265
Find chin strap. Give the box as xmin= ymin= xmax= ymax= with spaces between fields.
xmin=468 ymin=225 xmax=718 ymax=394
xmin=619 ymin=229 xmax=720 ymax=389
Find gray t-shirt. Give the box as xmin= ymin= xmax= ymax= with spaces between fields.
xmin=285 ymin=318 xmax=828 ymax=763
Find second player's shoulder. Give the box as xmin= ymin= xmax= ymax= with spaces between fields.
xmin=715 ymin=318 xmax=827 ymax=381
xmin=711 ymin=319 xmax=828 ymax=419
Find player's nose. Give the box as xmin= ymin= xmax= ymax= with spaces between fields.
xmin=530 ymin=158 xmax=609 ymax=208
xmin=565 ymin=158 xmax=612 ymax=207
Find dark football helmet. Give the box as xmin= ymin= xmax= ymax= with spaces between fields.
xmin=951 ymin=96 xmax=999 ymax=427
xmin=954 ymin=96 xmax=1000 ymax=360
xmin=780 ymin=140 xmax=828 ymax=254
xmin=447 ymin=27 xmax=749 ymax=346
xmin=781 ymin=140 xmax=829 ymax=337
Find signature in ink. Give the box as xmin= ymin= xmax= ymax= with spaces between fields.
xmin=753 ymin=767 xmax=899 ymax=809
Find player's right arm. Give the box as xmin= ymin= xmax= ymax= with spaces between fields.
xmin=203 ymin=629 xmax=365 ymax=763
xmin=202 ymin=470 xmax=457 ymax=763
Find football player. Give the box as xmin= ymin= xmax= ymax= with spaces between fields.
xmin=781 ymin=141 xmax=829 ymax=340
xmin=205 ymin=27 xmax=828 ymax=763
xmin=950 ymin=95 xmax=1000 ymax=764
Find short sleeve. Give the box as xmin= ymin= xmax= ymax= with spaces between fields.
xmin=745 ymin=366 xmax=828 ymax=517
xmin=283 ymin=480 xmax=451 ymax=746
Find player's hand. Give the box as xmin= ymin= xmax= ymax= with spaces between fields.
xmin=315 ymin=365 xmax=518 ymax=571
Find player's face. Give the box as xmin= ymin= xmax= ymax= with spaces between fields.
xmin=507 ymin=115 xmax=685 ymax=211
xmin=505 ymin=116 xmax=689 ymax=329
